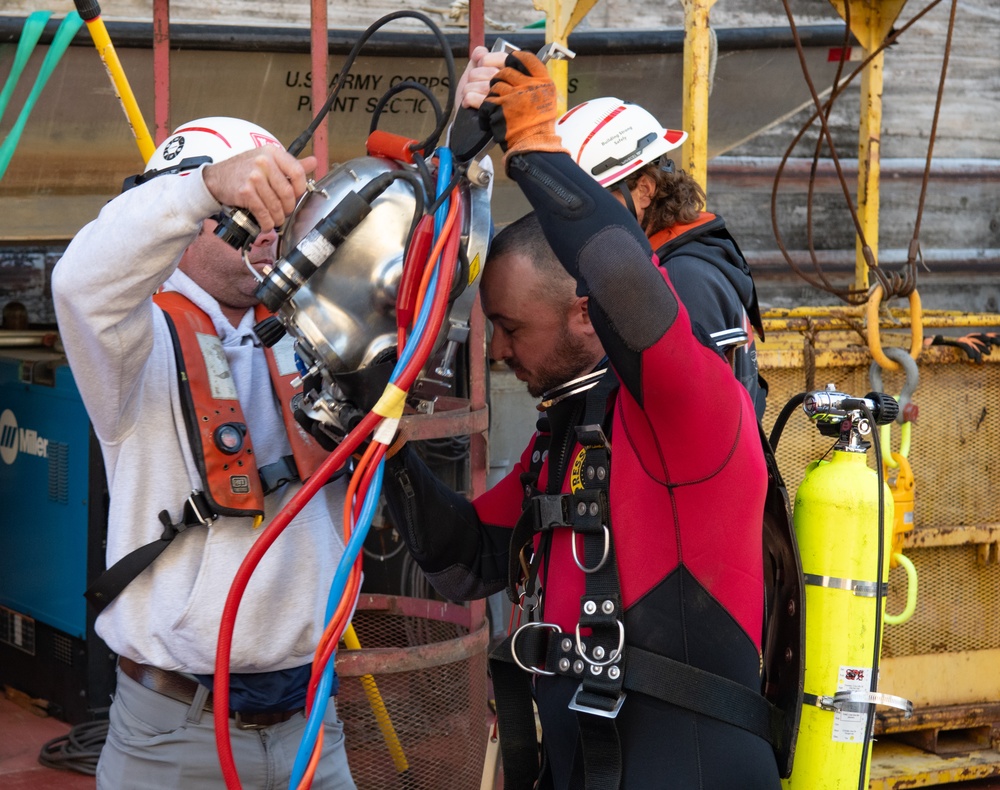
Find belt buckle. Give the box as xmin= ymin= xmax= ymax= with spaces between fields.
xmin=233 ymin=711 xmax=271 ymax=731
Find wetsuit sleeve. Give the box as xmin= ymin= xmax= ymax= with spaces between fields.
xmin=51 ymin=171 xmax=221 ymax=443
xmin=382 ymin=444 xmax=522 ymax=600
xmin=506 ymin=150 xmax=750 ymax=467
xmin=505 ymin=150 xmax=679 ymax=403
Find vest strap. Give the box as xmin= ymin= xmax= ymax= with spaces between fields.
xmin=259 ymin=454 xmax=299 ymax=496
xmin=85 ymin=491 xmax=215 ymax=613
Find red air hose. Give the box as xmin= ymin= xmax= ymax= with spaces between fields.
xmin=214 ymin=188 xmax=462 ymax=789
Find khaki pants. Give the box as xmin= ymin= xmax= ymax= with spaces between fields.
xmin=96 ymin=666 xmax=356 ymax=790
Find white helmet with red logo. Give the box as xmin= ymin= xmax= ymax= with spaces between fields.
xmin=555 ymin=98 xmax=687 ymax=187
xmin=144 ymin=116 xmax=281 ymax=175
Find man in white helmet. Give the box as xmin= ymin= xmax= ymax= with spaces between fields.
xmin=556 ymin=97 xmax=767 ymax=419
xmin=53 ymin=118 xmax=356 ymax=789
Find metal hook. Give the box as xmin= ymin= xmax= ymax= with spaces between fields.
xmin=869 ymin=345 xmax=920 ymax=424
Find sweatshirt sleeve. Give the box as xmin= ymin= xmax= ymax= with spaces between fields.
xmin=51 ymin=171 xmax=222 ymax=443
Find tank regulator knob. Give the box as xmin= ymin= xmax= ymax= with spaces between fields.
xmin=865 ymin=391 xmax=900 ymax=425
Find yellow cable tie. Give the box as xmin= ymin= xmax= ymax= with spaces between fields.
xmin=372 ymin=383 xmax=407 ymax=419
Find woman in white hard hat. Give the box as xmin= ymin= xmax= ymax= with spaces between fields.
xmin=556 ymin=98 xmax=768 ymax=419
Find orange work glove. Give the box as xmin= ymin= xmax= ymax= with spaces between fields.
xmin=924 ymin=332 xmax=996 ymax=363
xmin=479 ymin=51 xmax=568 ymax=169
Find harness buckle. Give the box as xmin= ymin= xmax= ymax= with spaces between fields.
xmin=575 ymin=619 xmax=625 ymax=667
xmin=571 ymin=524 xmax=610 ymax=573
xmin=568 ymin=684 xmax=626 ymax=719
xmin=510 ymin=622 xmax=560 ymax=676
xmin=186 ymin=491 xmax=216 ymax=527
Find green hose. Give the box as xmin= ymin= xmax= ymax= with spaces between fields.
xmin=0 ymin=11 xmax=51 ymax=123
xmin=0 ymin=12 xmax=84 ymax=181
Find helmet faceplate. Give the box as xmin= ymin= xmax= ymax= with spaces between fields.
xmin=555 ymin=98 xmax=687 ymax=187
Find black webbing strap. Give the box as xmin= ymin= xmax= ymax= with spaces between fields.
xmin=85 ymin=491 xmax=215 ymax=613
xmin=570 ymin=427 xmax=625 ymax=790
xmin=623 ymin=645 xmax=782 ymax=745
xmin=488 ymin=636 xmax=544 ymax=790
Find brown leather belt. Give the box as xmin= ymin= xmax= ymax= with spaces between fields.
xmin=118 ymin=656 xmax=304 ymax=729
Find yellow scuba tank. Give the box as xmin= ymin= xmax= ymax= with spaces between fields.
xmin=782 ymin=388 xmax=912 ymax=790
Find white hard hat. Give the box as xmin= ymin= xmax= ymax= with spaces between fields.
xmin=144 ymin=116 xmax=281 ymax=174
xmin=555 ymin=98 xmax=688 ymax=187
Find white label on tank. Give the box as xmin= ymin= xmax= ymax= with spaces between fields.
xmin=832 ymin=665 xmax=870 ymax=742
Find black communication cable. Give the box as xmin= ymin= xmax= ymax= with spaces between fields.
xmin=769 ymin=391 xmax=806 ymax=451
xmin=857 ymin=401 xmax=887 ymax=790
xmin=37 ymin=717 xmax=109 ymax=776
xmin=368 ymin=80 xmax=444 ymax=139
xmin=288 ymin=10 xmax=457 ymax=160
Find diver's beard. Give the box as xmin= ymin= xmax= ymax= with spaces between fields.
xmin=530 ymin=332 xmax=605 ymax=402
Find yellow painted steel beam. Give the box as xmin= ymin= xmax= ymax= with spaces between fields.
xmin=901 ymin=523 xmax=1000 ymax=549
xmin=758 ymin=334 xmax=1000 ymax=369
xmin=762 ymin=307 xmax=1000 ymax=331
xmin=680 ymin=0 xmax=716 ymax=193
xmin=826 ymin=0 xmax=909 ymax=291
xmin=534 ymin=0 xmax=599 ymax=114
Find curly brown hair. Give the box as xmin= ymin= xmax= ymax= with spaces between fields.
xmin=621 ymin=162 xmax=705 ymax=235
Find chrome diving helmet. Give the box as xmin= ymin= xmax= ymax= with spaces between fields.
xmin=255 ymin=152 xmax=493 ymax=443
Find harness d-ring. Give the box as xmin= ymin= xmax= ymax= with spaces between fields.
xmin=867 ymin=284 xmax=923 ymax=371
xmin=571 ymin=525 xmax=610 ymax=574
xmin=575 ymin=620 xmax=625 ymax=667
xmin=510 ymin=622 xmax=560 ymax=676
xmin=517 ymin=589 xmax=541 ymax=612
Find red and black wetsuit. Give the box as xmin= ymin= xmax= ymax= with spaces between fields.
xmin=383 ymin=151 xmax=780 ymax=789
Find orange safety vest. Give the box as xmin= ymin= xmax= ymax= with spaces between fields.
xmin=154 ymin=291 xmax=328 ymax=517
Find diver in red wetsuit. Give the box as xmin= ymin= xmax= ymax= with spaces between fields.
xmin=382 ymin=49 xmax=783 ymax=790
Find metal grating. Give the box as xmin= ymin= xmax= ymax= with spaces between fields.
xmin=336 ymin=600 xmax=489 ymax=790
xmin=882 ymin=545 xmax=1000 ymax=657
xmin=47 ymin=440 xmax=69 ymax=504
xmin=52 ymin=631 xmax=75 ymax=666
xmin=763 ymin=358 xmax=1000 ymax=529
xmin=0 ymin=605 xmax=36 ymax=655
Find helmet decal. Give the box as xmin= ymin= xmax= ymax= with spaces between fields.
xmin=161 ymin=135 xmax=185 ymax=161
xmin=172 ymin=125 xmax=233 ymax=149
xmin=250 ymin=131 xmax=281 ymax=148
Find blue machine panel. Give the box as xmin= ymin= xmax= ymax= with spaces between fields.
xmin=0 ymin=353 xmax=93 ymax=638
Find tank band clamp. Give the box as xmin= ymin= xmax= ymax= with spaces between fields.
xmin=803 ymin=573 xmax=889 ymax=598
xmin=803 ymin=690 xmax=913 ymax=717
